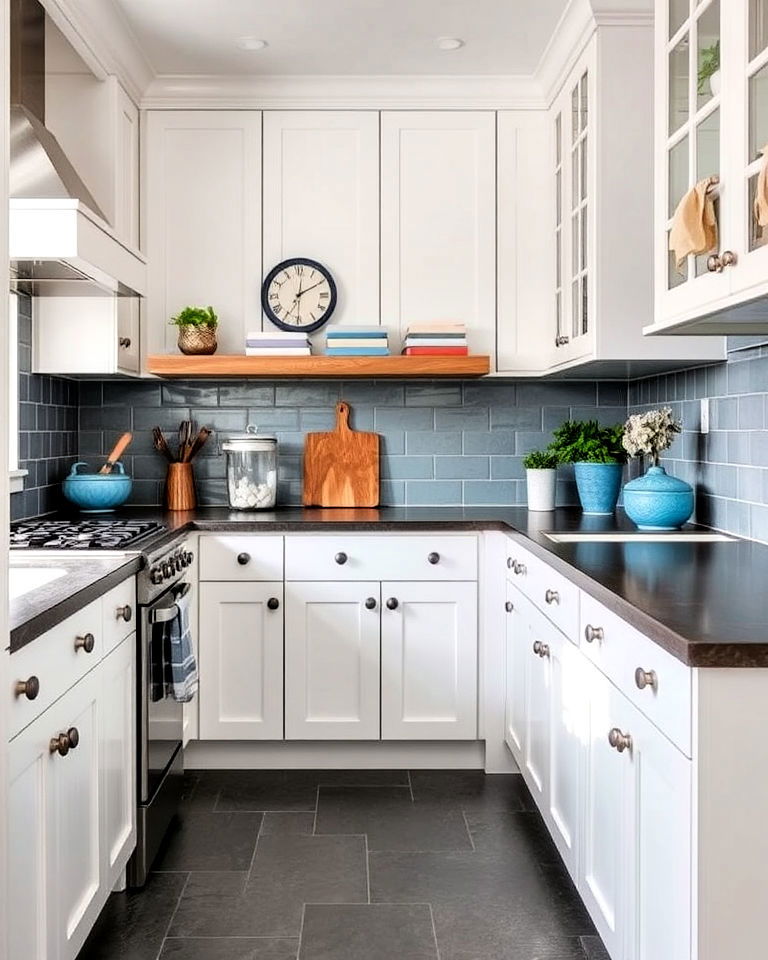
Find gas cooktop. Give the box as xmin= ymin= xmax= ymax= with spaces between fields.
xmin=10 ymin=518 xmax=166 ymax=551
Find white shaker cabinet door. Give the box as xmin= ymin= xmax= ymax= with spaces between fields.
xmin=199 ymin=581 xmax=284 ymax=740
xmin=263 ymin=111 xmax=380 ymax=332
xmin=522 ymin=609 xmax=551 ymax=808
xmin=285 ymin=582 xmax=381 ymax=740
xmin=100 ymin=634 xmax=137 ymax=891
xmin=380 ymin=111 xmax=496 ymax=359
xmin=144 ymin=111 xmax=262 ymax=356
xmin=504 ymin=584 xmax=528 ymax=763
xmin=381 ymin=581 xmax=477 ymax=740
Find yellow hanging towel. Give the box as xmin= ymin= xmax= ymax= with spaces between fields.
xmin=668 ymin=176 xmax=718 ymax=270
xmin=753 ymin=145 xmax=768 ymax=237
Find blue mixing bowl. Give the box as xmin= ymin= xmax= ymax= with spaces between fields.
xmin=63 ymin=462 xmax=133 ymax=513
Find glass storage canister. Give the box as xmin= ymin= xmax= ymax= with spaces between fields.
xmin=221 ymin=426 xmax=278 ymax=510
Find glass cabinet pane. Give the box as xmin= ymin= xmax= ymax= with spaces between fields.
xmin=668 ymin=134 xmax=690 ymax=216
xmin=580 ymin=73 xmax=588 ymax=132
xmin=581 ymin=277 xmax=588 ymax=336
xmin=670 ymin=0 xmax=689 ymax=38
xmin=556 ymin=232 xmax=562 ymax=285
xmin=696 ymin=1 xmax=720 ymax=111
xmin=556 ymin=170 xmax=562 ymax=225
xmin=580 ymin=139 xmax=588 ymax=201
xmin=572 ymin=146 xmax=579 ymax=209
xmin=669 ymin=36 xmax=690 ymax=135
xmin=696 ymin=107 xmax=720 ymax=180
xmin=572 ymin=215 xmax=579 ymax=274
xmin=668 ymin=247 xmax=688 ymax=288
xmin=571 ymin=280 xmax=579 ymax=338
xmin=572 ymin=85 xmax=579 ymax=143
xmin=749 ymin=175 xmax=768 ymax=250
xmin=555 ymin=114 xmax=562 ymax=166
xmin=749 ymin=0 xmax=768 ymax=60
xmin=581 ymin=210 xmax=587 ymax=271
xmin=749 ymin=61 xmax=768 ymax=160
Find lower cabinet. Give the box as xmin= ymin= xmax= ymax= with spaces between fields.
xmin=199 ymin=581 xmax=284 ymax=740
xmin=285 ymin=582 xmax=381 ymax=740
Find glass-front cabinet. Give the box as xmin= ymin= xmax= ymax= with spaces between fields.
xmin=652 ymin=0 xmax=768 ymax=334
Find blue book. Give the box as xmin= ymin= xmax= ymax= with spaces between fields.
xmin=326 ymin=347 xmax=390 ymax=356
xmin=326 ymin=327 xmax=388 ymax=339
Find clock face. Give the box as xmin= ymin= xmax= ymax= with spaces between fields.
xmin=261 ymin=258 xmax=337 ymax=333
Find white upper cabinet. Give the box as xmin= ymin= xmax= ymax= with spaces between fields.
xmin=650 ymin=0 xmax=768 ymax=334
xmin=380 ymin=111 xmax=496 ymax=360
xmin=263 ymin=112 xmax=379 ymax=335
xmin=144 ymin=111 xmax=262 ymax=356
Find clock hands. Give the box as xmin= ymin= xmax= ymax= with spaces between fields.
xmin=295 ymin=279 xmax=325 ymax=298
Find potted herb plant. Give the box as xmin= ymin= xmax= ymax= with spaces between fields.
xmin=698 ymin=40 xmax=720 ymax=97
xmin=170 ymin=305 xmax=219 ymax=355
xmin=550 ymin=419 xmax=626 ymax=515
xmin=523 ymin=449 xmax=558 ymax=512
xmin=622 ymin=407 xmax=693 ymax=530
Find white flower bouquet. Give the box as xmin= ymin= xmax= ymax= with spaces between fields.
xmin=622 ymin=407 xmax=682 ymax=467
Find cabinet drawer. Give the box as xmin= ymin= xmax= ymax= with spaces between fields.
xmin=10 ymin=599 xmax=103 ymax=738
xmin=199 ymin=535 xmax=283 ymax=581
xmin=505 ymin=540 xmax=579 ymax=641
xmin=285 ymin=535 xmax=478 ymax=581
xmin=580 ymin=592 xmax=692 ymax=756
xmin=101 ymin=578 xmax=136 ymax=655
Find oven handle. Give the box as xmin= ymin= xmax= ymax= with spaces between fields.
xmin=148 ymin=581 xmax=191 ymax=624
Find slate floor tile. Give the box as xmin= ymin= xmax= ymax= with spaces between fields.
xmin=181 ymin=871 xmax=248 ymax=897
xmin=311 ymin=769 xmax=410 ymax=787
xmin=77 ymin=872 xmax=188 ymax=960
xmin=215 ymin=771 xmax=320 ymax=812
xmin=154 ymin=812 xmax=262 ymax=871
xmin=180 ymin=771 xmax=224 ymax=812
xmin=464 ymin=809 xmax=562 ymax=863
xmin=160 ymin=938 xmax=299 ymax=959
xmin=580 ymin=934 xmax=611 ymax=959
xmin=169 ymin=835 xmax=367 ymax=939
xmin=260 ymin=812 xmax=316 ymax=836
xmin=299 ymin=904 xmax=438 ymax=960
xmin=409 ymin=771 xmax=535 ymax=812
xmin=316 ymin=786 xmax=472 ymax=852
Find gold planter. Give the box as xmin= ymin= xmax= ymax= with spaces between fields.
xmin=177 ymin=324 xmax=217 ymax=355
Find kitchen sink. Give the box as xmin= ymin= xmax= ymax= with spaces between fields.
xmin=9 ymin=566 xmax=68 ymax=600
xmin=544 ymin=531 xmax=737 ymax=544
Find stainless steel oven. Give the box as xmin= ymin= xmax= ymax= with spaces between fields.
xmin=127 ymin=538 xmax=194 ymax=887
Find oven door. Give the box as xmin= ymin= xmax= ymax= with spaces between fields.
xmin=138 ymin=580 xmax=190 ymax=804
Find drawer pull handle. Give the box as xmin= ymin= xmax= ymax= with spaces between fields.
xmin=335 ymin=552 xmax=348 ymax=565
xmin=74 ymin=632 xmax=95 ymax=654
xmin=365 ymin=597 xmax=377 ymax=610
xmin=116 ymin=604 xmax=133 ymax=623
xmin=15 ymin=676 xmax=40 ymax=701
xmin=634 ymin=667 xmax=658 ymax=692
xmin=532 ymin=640 xmax=550 ymax=658
xmin=386 ymin=597 xmax=399 ymax=610
xmin=267 ymin=597 xmax=280 ymax=611
xmin=427 ymin=552 xmax=440 ymax=565
xmin=505 ymin=601 xmax=514 ymax=613
xmin=608 ymin=727 xmax=632 ymax=753
xmin=545 ymin=589 xmax=560 ymax=605
xmin=49 ymin=727 xmax=79 ymax=757
xmin=237 ymin=552 xmax=251 ymax=566
xmin=584 ymin=624 xmax=604 ymax=644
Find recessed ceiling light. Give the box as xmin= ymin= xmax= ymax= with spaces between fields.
xmin=235 ymin=37 xmax=268 ymax=51
xmin=435 ymin=37 xmax=465 ymax=51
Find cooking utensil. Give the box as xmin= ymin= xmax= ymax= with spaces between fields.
xmin=153 ymin=427 xmax=174 ymax=462
xmin=178 ymin=420 xmax=193 ymax=462
xmin=99 ymin=432 xmax=133 ymax=474
xmin=303 ymin=401 xmax=380 ymax=507
xmin=185 ymin=426 xmax=212 ymax=462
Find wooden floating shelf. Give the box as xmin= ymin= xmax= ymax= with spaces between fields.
xmin=146 ymin=354 xmax=491 ymax=378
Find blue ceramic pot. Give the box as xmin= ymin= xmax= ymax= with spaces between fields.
xmin=63 ymin=461 xmax=132 ymax=513
xmin=574 ymin=462 xmax=624 ymax=515
xmin=622 ymin=465 xmax=694 ymax=531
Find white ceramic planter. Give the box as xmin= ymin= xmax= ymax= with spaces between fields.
xmin=526 ymin=468 xmax=557 ymax=512
xmin=709 ymin=69 xmax=721 ymax=96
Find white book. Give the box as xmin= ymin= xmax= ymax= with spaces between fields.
xmin=404 ymin=337 xmax=468 ymax=347
xmin=246 ymin=330 xmax=309 ymax=340
xmin=245 ymin=347 xmax=312 ymax=356
xmin=326 ymin=338 xmax=389 ymax=349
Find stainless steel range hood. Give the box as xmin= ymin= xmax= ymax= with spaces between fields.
xmin=9 ymin=0 xmax=146 ymax=297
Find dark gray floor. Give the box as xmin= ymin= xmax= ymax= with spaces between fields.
xmin=77 ymin=770 xmax=609 ymax=960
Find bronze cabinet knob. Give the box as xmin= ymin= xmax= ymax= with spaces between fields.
xmin=608 ymin=727 xmax=632 ymax=753
xmin=237 ymin=552 xmax=251 ymax=565
xmin=584 ymin=624 xmax=604 ymax=643
xmin=634 ymin=667 xmax=658 ymax=692
xmin=427 ymin=552 xmax=440 ymax=565
xmin=119 ymin=337 xmax=131 ymax=348
xmin=15 ymin=676 xmax=40 ymax=700
xmin=554 ymin=335 xmax=570 ymax=347
xmin=365 ymin=597 xmax=377 ymax=610
xmin=267 ymin=597 xmax=280 ymax=610
xmin=532 ymin=640 xmax=549 ymax=658
xmin=74 ymin=632 xmax=95 ymax=653
xmin=335 ymin=552 xmax=348 ymax=565
xmin=386 ymin=597 xmax=399 ymax=610
xmin=545 ymin=589 xmax=560 ymax=605
xmin=50 ymin=733 xmax=70 ymax=756
xmin=707 ymin=250 xmax=738 ymax=273
xmin=513 ymin=561 xmax=526 ymax=576
xmin=66 ymin=727 xmax=80 ymax=750
xmin=505 ymin=601 xmax=514 ymax=613
xmin=116 ymin=604 xmax=133 ymax=622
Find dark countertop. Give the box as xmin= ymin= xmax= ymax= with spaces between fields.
xmin=9 ymin=553 xmax=142 ymax=653
xmin=11 ymin=506 xmax=767 ymax=667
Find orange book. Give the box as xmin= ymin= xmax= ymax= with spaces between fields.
xmin=402 ymin=346 xmax=469 ymax=356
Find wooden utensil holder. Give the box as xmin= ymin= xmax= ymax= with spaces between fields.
xmin=166 ymin=462 xmax=196 ymax=511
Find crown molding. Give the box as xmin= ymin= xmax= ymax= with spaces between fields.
xmin=141 ymin=73 xmax=547 ymax=111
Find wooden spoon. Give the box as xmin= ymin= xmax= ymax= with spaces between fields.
xmin=99 ymin=432 xmax=133 ymax=474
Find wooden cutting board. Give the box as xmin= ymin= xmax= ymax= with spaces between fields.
xmin=303 ymin=401 xmax=380 ymax=507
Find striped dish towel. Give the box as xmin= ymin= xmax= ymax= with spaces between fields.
xmin=168 ymin=589 xmax=198 ymax=703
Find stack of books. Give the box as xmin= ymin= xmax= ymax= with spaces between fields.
xmin=326 ymin=326 xmax=390 ymax=356
xmin=402 ymin=323 xmax=468 ymax=356
xmin=245 ymin=331 xmax=311 ymax=356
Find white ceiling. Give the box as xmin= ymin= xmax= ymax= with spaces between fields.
xmin=113 ymin=0 xmax=570 ymax=77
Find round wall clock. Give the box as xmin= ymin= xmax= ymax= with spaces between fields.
xmin=261 ymin=258 xmax=337 ymax=333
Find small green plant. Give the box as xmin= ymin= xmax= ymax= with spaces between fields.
xmin=549 ymin=420 xmax=627 ymax=465
xmin=522 ymin=449 xmax=559 ymax=470
xmin=697 ymin=40 xmax=720 ymax=95
xmin=169 ymin=305 xmax=218 ymax=329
